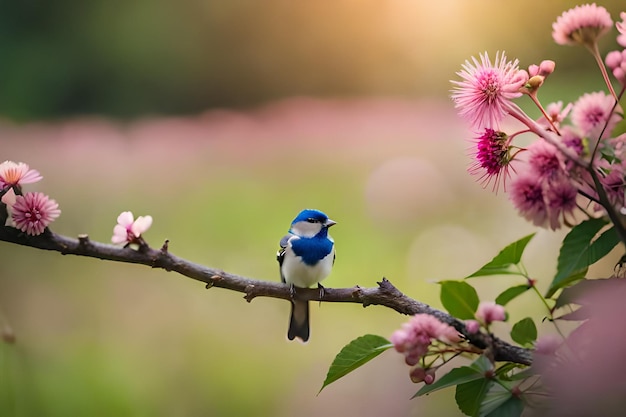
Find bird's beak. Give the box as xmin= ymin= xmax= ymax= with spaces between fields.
xmin=325 ymin=219 xmax=337 ymax=227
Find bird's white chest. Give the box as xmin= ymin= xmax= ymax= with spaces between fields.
xmin=281 ymin=247 xmax=334 ymax=288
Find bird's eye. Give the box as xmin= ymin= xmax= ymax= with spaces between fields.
xmin=306 ymin=218 xmax=317 ymax=223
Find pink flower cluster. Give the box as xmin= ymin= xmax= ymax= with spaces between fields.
xmin=391 ymin=314 xmax=462 ymax=367
xmin=451 ymin=4 xmax=626 ymax=229
xmin=0 ymin=161 xmax=60 ymax=236
xmin=475 ymin=301 xmax=506 ymax=325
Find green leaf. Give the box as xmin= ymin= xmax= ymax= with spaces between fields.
xmin=466 ymin=234 xmax=535 ymax=278
xmin=415 ymin=367 xmax=483 ymax=398
xmin=495 ymin=285 xmax=530 ymax=306
xmin=470 ymin=354 xmax=494 ymax=373
xmin=480 ymin=382 xmax=523 ymax=417
xmin=456 ymin=379 xmax=493 ymax=417
xmin=415 ymin=355 xmax=493 ymax=398
xmin=510 ymin=317 xmax=537 ymax=346
xmin=484 ymin=397 xmax=524 ymax=417
xmin=440 ymin=281 xmax=480 ymax=319
xmin=319 ymin=334 xmax=392 ymax=394
xmin=546 ymin=219 xmax=620 ymax=297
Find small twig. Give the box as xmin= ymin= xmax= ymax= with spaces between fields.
xmin=0 ymin=226 xmax=533 ymax=365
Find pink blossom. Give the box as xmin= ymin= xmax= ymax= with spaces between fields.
xmin=529 ymin=60 xmax=556 ymax=78
xmin=606 ymin=50 xmax=626 ymax=85
xmin=410 ymin=367 xmax=436 ymax=384
xmin=469 ymin=129 xmax=514 ymax=192
xmin=525 ymin=60 xmax=556 ymax=93
xmin=537 ymin=101 xmax=572 ymax=129
xmin=617 ymin=11 xmax=626 ymax=47
xmin=570 ymin=91 xmax=621 ymax=140
xmin=465 ymin=319 xmax=480 ymax=334
xmin=111 ymin=211 xmax=153 ymax=245
xmin=510 ymin=173 xmax=548 ymax=227
xmin=10 ymin=192 xmax=61 ymax=236
xmin=598 ymin=165 xmax=626 ymax=212
xmin=391 ymin=314 xmax=462 ymax=366
xmin=451 ymin=51 xmax=528 ymax=130
xmin=561 ymin=128 xmax=584 ymax=154
xmin=475 ymin=301 xmax=506 ymax=325
xmin=552 ymin=3 xmax=613 ymax=46
xmin=0 ymin=161 xmax=42 ymax=190
xmin=527 ymin=139 xmax=565 ymax=180
xmin=545 ymin=178 xmax=579 ymax=230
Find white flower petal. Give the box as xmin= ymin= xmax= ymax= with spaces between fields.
xmin=111 ymin=224 xmax=129 ymax=244
xmin=116 ymin=211 xmax=134 ymax=227
xmin=131 ymin=215 xmax=153 ymax=236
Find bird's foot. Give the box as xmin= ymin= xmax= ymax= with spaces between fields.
xmin=317 ymin=283 xmax=326 ymax=305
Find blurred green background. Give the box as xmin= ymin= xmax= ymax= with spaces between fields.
xmin=1 ymin=1 xmax=625 ymax=416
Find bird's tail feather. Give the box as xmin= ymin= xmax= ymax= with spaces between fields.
xmin=288 ymin=299 xmax=310 ymax=342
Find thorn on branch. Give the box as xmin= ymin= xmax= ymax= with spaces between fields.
xmin=243 ymin=284 xmax=256 ymax=302
xmin=160 ymin=239 xmax=169 ymax=253
xmin=205 ymin=274 xmax=222 ymax=290
xmin=77 ymin=234 xmax=90 ymax=246
xmin=377 ymin=277 xmax=403 ymax=297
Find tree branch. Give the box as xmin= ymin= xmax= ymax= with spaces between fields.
xmin=0 ymin=226 xmax=533 ymax=366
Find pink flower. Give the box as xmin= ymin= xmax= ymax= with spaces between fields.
xmin=391 ymin=314 xmax=462 ymax=366
xmin=451 ymin=51 xmax=528 ymax=130
xmin=510 ymin=173 xmax=548 ymax=227
xmin=410 ymin=366 xmax=436 ymax=385
xmin=570 ymin=91 xmax=621 ymax=140
xmin=552 ymin=3 xmax=613 ymax=46
xmin=617 ymin=11 xmax=626 ymax=47
xmin=528 ymin=60 xmax=556 ymax=78
xmin=537 ymin=101 xmax=572 ymax=129
xmin=0 ymin=161 xmax=42 ymax=190
xmin=465 ymin=319 xmax=480 ymax=334
xmin=9 ymin=192 xmax=61 ymax=236
xmin=112 ymin=211 xmax=153 ymax=245
xmin=545 ymin=178 xmax=579 ymax=230
xmin=475 ymin=301 xmax=506 ymax=325
xmin=527 ymin=139 xmax=565 ymax=180
xmin=606 ymin=50 xmax=626 ymax=85
xmin=525 ymin=60 xmax=556 ymax=93
xmin=469 ymin=129 xmax=515 ymax=191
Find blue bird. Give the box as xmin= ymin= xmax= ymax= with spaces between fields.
xmin=277 ymin=209 xmax=336 ymax=342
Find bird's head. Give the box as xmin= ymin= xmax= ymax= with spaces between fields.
xmin=289 ymin=209 xmax=336 ymax=238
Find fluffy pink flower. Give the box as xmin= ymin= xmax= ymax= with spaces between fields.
xmin=545 ymin=178 xmax=579 ymax=230
xmin=469 ymin=129 xmax=515 ymax=191
xmin=451 ymin=51 xmax=528 ymax=130
xmin=537 ymin=101 xmax=572 ymax=129
xmin=10 ymin=192 xmax=61 ymax=235
xmin=552 ymin=3 xmax=613 ymax=46
xmin=111 ymin=211 xmax=153 ymax=245
xmin=617 ymin=11 xmax=626 ymax=47
xmin=570 ymin=91 xmax=621 ymax=140
xmin=391 ymin=314 xmax=462 ymax=366
xmin=510 ymin=173 xmax=548 ymax=227
xmin=0 ymin=161 xmax=42 ymax=190
xmin=475 ymin=301 xmax=506 ymax=325
xmin=527 ymin=139 xmax=565 ymax=180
